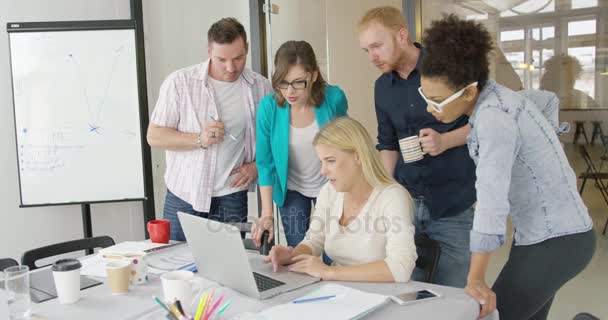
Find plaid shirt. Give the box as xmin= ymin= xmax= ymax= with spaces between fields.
xmin=150 ymin=60 xmax=272 ymax=212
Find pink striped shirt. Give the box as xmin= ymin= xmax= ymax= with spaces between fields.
xmin=150 ymin=60 xmax=272 ymax=212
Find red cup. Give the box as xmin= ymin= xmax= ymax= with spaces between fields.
xmin=147 ymin=220 xmax=170 ymax=243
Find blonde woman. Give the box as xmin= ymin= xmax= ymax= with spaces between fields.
xmin=264 ymin=117 xmax=417 ymax=282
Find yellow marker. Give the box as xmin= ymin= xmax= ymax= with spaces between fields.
xmin=195 ymin=292 xmax=208 ymax=320
xmin=168 ymin=301 xmax=181 ymax=319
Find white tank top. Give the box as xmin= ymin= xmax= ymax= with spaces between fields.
xmin=287 ymin=121 xmax=327 ymax=197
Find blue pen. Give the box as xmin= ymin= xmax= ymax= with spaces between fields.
xmin=292 ymin=295 xmax=337 ymax=304
xmin=209 ymin=115 xmax=237 ymax=141
xmin=179 ymin=263 xmax=198 ymax=273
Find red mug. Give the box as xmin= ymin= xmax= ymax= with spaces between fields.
xmin=147 ymin=220 xmax=170 ymax=243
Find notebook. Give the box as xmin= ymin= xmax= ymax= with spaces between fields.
xmin=256 ymin=283 xmax=389 ymax=320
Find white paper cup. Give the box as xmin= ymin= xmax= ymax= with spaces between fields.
xmin=51 ymin=259 xmax=82 ymax=304
xmin=160 ymin=270 xmax=201 ymax=307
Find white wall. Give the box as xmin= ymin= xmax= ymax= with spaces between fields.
xmin=325 ymin=0 xmax=403 ymax=140
xmin=141 ymin=1 xmax=255 ymax=217
xmin=0 ymin=0 xmax=145 ymax=261
xmin=267 ymin=0 xmax=328 ymax=78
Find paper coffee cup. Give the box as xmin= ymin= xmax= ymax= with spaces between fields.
xmin=161 ymin=270 xmax=200 ymax=307
xmin=105 ymin=260 xmax=131 ymax=295
xmin=125 ymin=252 xmax=148 ymax=285
xmin=51 ymin=259 xmax=82 ymax=304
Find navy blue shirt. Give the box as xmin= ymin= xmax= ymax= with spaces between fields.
xmin=374 ymin=44 xmax=476 ymax=219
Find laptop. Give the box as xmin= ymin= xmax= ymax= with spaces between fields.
xmin=178 ymin=212 xmax=321 ymax=300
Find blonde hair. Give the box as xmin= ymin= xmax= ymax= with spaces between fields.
xmin=313 ymin=117 xmax=394 ymax=187
xmin=358 ymin=6 xmax=408 ymax=33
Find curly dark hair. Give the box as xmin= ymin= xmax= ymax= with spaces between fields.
xmin=421 ymin=14 xmax=493 ymax=90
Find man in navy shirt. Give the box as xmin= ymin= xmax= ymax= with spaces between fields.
xmin=358 ymin=6 xmax=477 ymax=287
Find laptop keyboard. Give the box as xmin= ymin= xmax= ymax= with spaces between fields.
xmin=253 ymin=272 xmax=285 ymax=292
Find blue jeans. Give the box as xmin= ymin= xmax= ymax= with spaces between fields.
xmin=411 ymin=197 xmax=473 ymax=288
xmin=278 ymin=190 xmax=316 ymax=247
xmin=163 ymin=189 xmax=248 ymax=241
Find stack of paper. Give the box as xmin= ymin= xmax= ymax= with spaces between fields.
xmin=98 ymin=241 xmax=170 ymax=257
xmin=256 ymin=284 xmax=389 ymax=320
xmin=80 ymin=242 xmax=193 ymax=277
xmin=143 ymin=243 xmax=195 ymax=271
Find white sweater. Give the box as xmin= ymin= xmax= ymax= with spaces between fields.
xmin=299 ymin=182 xmax=417 ymax=282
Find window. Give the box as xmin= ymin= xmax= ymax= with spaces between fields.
xmin=568 ymin=46 xmax=596 ymax=98
xmin=572 ymin=0 xmax=598 ymax=9
xmin=500 ymin=29 xmax=525 ymax=42
xmin=568 ymin=20 xmax=596 ymax=36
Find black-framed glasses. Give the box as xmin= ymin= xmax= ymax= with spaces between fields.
xmin=277 ymin=79 xmax=308 ymax=90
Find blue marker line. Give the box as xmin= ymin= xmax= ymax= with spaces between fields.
xmin=292 ymin=295 xmax=337 ymax=304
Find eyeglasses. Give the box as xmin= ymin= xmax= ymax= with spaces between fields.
xmin=418 ymin=82 xmax=478 ymax=113
xmin=277 ymin=78 xmax=308 ymax=90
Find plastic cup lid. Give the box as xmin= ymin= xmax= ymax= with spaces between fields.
xmin=52 ymin=258 xmax=82 ymax=272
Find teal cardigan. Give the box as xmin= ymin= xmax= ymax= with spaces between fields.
xmin=256 ymin=85 xmax=348 ymax=206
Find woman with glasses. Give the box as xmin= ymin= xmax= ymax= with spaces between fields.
xmin=419 ymin=15 xmax=595 ymax=320
xmin=253 ymin=40 xmax=348 ymax=248
xmin=263 ymin=117 xmax=417 ymax=282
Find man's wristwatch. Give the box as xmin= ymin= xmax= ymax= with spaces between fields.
xmin=197 ymin=134 xmax=207 ymax=149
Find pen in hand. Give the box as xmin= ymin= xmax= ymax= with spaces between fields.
xmin=209 ymin=115 xmax=237 ymax=141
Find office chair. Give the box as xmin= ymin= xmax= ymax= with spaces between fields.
xmin=598 ymin=135 xmax=608 ymax=171
xmin=21 ymin=235 xmax=115 ymax=270
xmin=0 ymin=258 xmax=19 ymax=271
xmin=415 ymin=234 xmax=441 ymax=283
xmin=573 ymin=312 xmax=600 ymax=320
xmin=578 ymin=145 xmax=608 ymax=235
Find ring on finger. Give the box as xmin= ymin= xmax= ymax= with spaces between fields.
xmin=211 ymin=131 xmax=216 ymax=138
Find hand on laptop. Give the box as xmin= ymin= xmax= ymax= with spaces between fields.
xmin=264 ymin=245 xmax=294 ymax=272
xmin=252 ymin=215 xmax=275 ymax=247
xmin=288 ymin=254 xmax=330 ymax=279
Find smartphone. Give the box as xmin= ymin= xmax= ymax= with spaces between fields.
xmin=390 ymin=289 xmax=441 ymax=305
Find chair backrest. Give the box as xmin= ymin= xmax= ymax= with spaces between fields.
xmin=573 ymin=312 xmax=600 ymax=320
xmin=579 ymin=145 xmax=598 ymax=173
xmin=0 ymin=258 xmax=19 ymax=271
xmin=415 ymin=234 xmax=441 ymax=283
xmin=21 ymin=236 xmax=115 ymax=270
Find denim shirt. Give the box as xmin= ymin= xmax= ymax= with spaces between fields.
xmin=467 ymin=81 xmax=593 ymax=253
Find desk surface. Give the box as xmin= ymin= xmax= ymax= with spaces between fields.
xmin=29 ymin=247 xmax=499 ymax=320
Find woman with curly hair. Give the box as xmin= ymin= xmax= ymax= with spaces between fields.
xmin=419 ymin=15 xmax=595 ymax=319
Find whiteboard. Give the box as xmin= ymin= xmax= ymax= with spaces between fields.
xmin=8 ymin=26 xmax=145 ymax=206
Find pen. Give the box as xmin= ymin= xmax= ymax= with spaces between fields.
xmin=216 ymin=300 xmax=232 ymax=316
xmin=292 ymin=295 xmax=337 ymax=304
xmin=209 ymin=115 xmax=237 ymax=141
xmin=201 ymin=290 xmax=214 ymax=318
xmin=167 ymin=301 xmax=182 ymax=319
xmin=204 ymin=294 xmax=225 ymax=320
xmin=195 ymin=292 xmax=208 ymax=320
xmin=174 ymin=299 xmax=185 ymax=316
xmin=153 ymin=296 xmax=172 ymax=313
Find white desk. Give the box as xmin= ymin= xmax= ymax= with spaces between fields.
xmin=29 ymin=247 xmax=499 ymax=320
